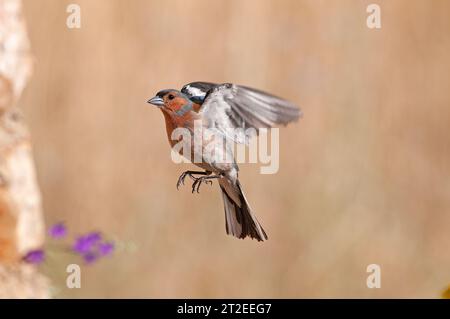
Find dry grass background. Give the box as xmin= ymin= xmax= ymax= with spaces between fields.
xmin=18 ymin=0 xmax=450 ymax=298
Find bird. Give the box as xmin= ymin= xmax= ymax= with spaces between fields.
xmin=147 ymin=82 xmax=301 ymax=241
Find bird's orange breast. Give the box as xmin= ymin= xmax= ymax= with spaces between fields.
xmin=161 ymin=107 xmax=201 ymax=148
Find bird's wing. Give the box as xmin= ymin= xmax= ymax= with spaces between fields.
xmin=196 ymin=83 xmax=302 ymax=144
xmin=181 ymin=82 xmax=217 ymax=104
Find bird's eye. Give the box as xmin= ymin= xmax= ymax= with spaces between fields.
xmin=168 ymin=94 xmax=175 ymax=100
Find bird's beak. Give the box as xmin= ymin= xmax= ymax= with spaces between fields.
xmin=147 ymin=96 xmax=164 ymax=107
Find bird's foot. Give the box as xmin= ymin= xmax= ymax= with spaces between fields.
xmin=191 ymin=174 xmax=222 ymax=193
xmin=176 ymin=170 xmax=210 ymax=190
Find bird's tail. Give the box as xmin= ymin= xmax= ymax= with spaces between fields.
xmin=219 ymin=178 xmax=268 ymax=242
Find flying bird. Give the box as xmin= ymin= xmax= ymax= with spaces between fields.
xmin=147 ymin=82 xmax=301 ymax=241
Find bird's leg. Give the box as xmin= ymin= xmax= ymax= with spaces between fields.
xmin=176 ymin=170 xmax=211 ymax=190
xmin=191 ymin=174 xmax=223 ymax=193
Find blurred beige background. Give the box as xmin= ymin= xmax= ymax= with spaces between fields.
xmin=19 ymin=0 xmax=450 ymax=297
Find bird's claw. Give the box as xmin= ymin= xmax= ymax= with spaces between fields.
xmin=176 ymin=171 xmax=198 ymax=189
xmin=176 ymin=172 xmax=187 ymax=190
xmin=191 ymin=177 xmax=213 ymax=193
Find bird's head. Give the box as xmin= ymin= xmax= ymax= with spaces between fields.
xmin=147 ymin=89 xmax=194 ymax=116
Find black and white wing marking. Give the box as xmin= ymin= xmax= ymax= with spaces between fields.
xmin=199 ymin=83 xmax=302 ymax=144
xmin=181 ymin=82 xmax=216 ymax=104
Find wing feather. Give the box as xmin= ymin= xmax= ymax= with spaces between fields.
xmin=196 ymin=83 xmax=301 ymax=144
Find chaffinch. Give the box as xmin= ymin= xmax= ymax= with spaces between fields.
xmin=148 ymin=82 xmax=301 ymax=241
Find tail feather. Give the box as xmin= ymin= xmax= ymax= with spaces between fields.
xmin=219 ymin=180 xmax=268 ymax=242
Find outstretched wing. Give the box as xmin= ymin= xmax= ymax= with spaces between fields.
xmin=194 ymin=83 xmax=302 ymax=144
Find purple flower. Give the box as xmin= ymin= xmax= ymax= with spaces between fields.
xmin=48 ymin=222 xmax=67 ymax=239
xmin=85 ymin=232 xmax=102 ymax=246
xmin=72 ymin=232 xmax=102 ymax=254
xmin=83 ymin=252 xmax=98 ymax=264
xmin=23 ymin=249 xmax=45 ymax=264
xmin=98 ymin=241 xmax=114 ymax=256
